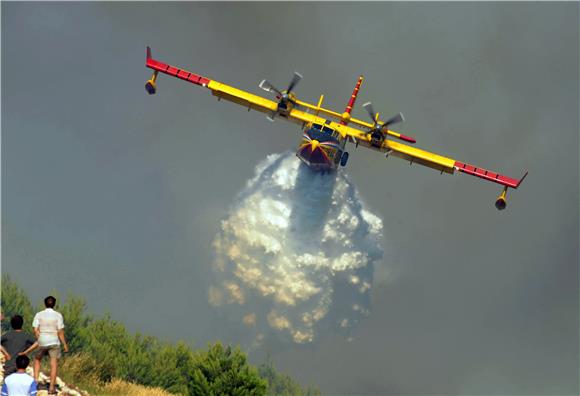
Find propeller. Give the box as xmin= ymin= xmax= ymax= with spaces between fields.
xmin=286 ymin=72 xmax=302 ymax=94
xmin=362 ymin=101 xmax=404 ymax=143
xmin=259 ymin=79 xmax=283 ymax=96
xmin=259 ymin=72 xmax=303 ymax=105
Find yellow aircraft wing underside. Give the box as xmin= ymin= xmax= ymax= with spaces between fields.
xmin=208 ymin=80 xmax=455 ymax=175
xmin=384 ymin=140 xmax=456 ymax=174
xmin=288 ymin=110 xmax=456 ymax=174
xmin=209 ymin=80 xmax=335 ymax=127
xmin=336 ymin=123 xmax=456 ymax=174
xmin=208 ymin=80 xmax=278 ymax=114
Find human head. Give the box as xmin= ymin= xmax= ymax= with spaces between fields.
xmin=10 ymin=315 xmax=23 ymax=330
xmin=16 ymin=355 xmax=30 ymax=370
xmin=44 ymin=296 xmax=56 ymax=309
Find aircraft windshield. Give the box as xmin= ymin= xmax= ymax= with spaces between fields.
xmin=309 ymin=124 xmax=335 ymax=141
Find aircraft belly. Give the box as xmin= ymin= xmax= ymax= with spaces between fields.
xmin=296 ymin=140 xmax=337 ymax=172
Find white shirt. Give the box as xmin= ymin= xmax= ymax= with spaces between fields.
xmin=1 ymin=372 xmax=38 ymax=396
xmin=32 ymin=308 xmax=64 ymax=347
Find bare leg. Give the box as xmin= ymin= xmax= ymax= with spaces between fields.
xmin=33 ymin=354 xmax=42 ymax=382
xmin=49 ymin=356 xmax=58 ymax=393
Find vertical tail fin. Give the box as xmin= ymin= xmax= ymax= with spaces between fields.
xmin=340 ymin=75 xmax=364 ymax=125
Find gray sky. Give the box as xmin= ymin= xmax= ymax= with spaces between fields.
xmin=2 ymin=2 xmax=578 ymax=395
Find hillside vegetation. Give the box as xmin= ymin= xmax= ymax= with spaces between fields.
xmin=1 ymin=275 xmax=319 ymax=396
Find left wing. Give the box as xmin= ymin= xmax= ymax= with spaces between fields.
xmin=145 ymin=47 xmax=415 ymax=137
xmin=145 ymin=47 xmax=278 ymax=115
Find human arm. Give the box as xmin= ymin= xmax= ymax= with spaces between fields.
xmin=32 ymin=313 xmax=40 ymax=339
xmin=19 ymin=341 xmax=39 ymax=356
xmin=0 ymin=345 xmax=10 ymax=361
xmin=58 ymin=329 xmax=68 ymax=353
xmin=56 ymin=313 xmax=68 ymax=353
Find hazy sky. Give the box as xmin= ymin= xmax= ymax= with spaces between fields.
xmin=2 ymin=2 xmax=578 ymax=395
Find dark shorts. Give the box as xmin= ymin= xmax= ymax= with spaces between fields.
xmin=37 ymin=345 xmax=61 ymax=359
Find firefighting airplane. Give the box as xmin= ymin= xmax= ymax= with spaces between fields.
xmin=144 ymin=47 xmax=527 ymax=210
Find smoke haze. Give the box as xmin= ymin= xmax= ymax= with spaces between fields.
xmin=3 ymin=2 xmax=578 ymax=394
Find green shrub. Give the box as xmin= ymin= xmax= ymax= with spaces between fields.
xmin=1 ymin=276 xmax=318 ymax=396
xmin=1 ymin=274 xmax=34 ymax=332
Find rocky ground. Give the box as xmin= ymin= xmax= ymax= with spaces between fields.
xmin=24 ymin=366 xmax=87 ymax=396
xmin=1 ymin=356 xmax=174 ymax=396
xmin=0 ymin=355 xmax=87 ymax=395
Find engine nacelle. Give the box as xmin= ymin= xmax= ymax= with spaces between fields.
xmin=495 ymin=187 xmax=508 ymax=210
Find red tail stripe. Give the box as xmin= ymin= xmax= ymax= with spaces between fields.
xmin=340 ymin=76 xmax=364 ymax=125
xmin=344 ymin=76 xmax=363 ymax=114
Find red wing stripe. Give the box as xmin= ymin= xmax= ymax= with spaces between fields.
xmin=177 ymin=70 xmax=190 ymax=79
xmin=146 ymin=58 xmax=211 ymax=87
xmin=454 ymin=161 xmax=520 ymax=188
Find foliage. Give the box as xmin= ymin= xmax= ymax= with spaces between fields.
xmin=1 ymin=274 xmax=34 ymax=332
xmin=58 ymin=354 xmax=175 ymax=396
xmin=0 ymin=276 xmax=318 ymax=396
xmin=101 ymin=378 xmax=175 ymax=396
xmin=258 ymin=358 xmax=321 ymax=396
xmin=58 ymin=294 xmax=92 ymax=353
xmin=190 ymin=343 xmax=266 ymax=396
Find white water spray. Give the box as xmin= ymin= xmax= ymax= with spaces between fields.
xmin=209 ymin=152 xmax=383 ymax=344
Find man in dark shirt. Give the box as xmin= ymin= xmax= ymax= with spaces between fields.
xmin=1 ymin=315 xmax=36 ymax=376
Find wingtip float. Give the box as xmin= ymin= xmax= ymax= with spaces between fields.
xmin=144 ymin=46 xmax=526 ymax=211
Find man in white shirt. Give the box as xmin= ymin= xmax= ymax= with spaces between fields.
xmin=1 ymin=355 xmax=38 ymax=396
xmin=31 ymin=296 xmax=68 ymax=395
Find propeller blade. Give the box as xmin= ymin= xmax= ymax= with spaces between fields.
xmin=383 ymin=112 xmax=405 ymax=128
xmin=286 ymin=72 xmax=303 ymax=93
xmin=362 ymin=102 xmax=378 ymax=127
xmin=259 ymin=79 xmax=282 ymax=95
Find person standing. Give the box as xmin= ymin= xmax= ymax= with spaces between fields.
xmin=1 ymin=355 xmax=38 ymax=396
xmin=1 ymin=316 xmax=35 ymax=376
xmin=31 ymin=296 xmax=68 ymax=395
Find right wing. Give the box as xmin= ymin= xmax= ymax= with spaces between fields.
xmin=384 ymin=139 xmax=456 ymax=174
xmin=383 ymin=138 xmax=527 ymax=189
xmin=335 ymin=122 xmax=526 ymax=190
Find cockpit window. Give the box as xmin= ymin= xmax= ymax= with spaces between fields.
xmin=308 ymin=124 xmax=337 ymax=142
